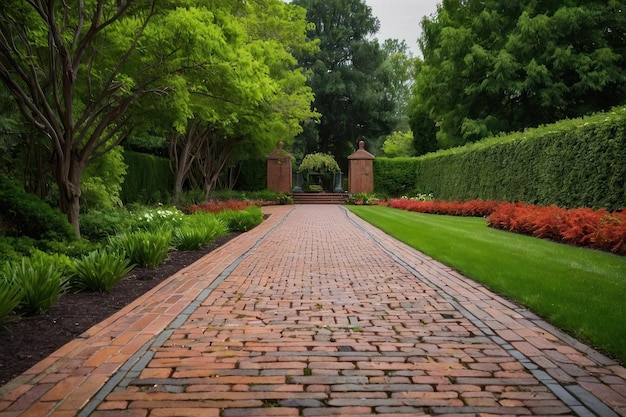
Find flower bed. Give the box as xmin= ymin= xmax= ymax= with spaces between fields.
xmin=487 ymin=203 xmax=626 ymax=255
xmin=389 ymin=198 xmax=626 ymax=255
xmin=389 ymin=198 xmax=503 ymax=217
xmin=181 ymin=199 xmax=256 ymax=214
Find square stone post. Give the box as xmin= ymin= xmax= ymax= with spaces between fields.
xmin=267 ymin=142 xmax=293 ymax=193
xmin=348 ymin=141 xmax=375 ymax=193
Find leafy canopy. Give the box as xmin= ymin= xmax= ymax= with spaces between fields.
xmin=412 ymin=0 xmax=626 ymax=148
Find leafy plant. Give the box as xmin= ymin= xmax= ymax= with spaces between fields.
xmin=130 ymin=206 xmax=184 ymax=232
xmin=218 ymin=207 xmax=263 ymax=232
xmin=108 ymin=229 xmax=172 ymax=268
xmin=298 ymin=153 xmax=340 ymax=174
xmin=0 ymin=273 xmax=22 ymax=324
xmin=0 ymin=175 xmax=75 ymax=241
xmin=69 ymin=249 xmax=135 ymax=292
xmin=172 ymin=214 xmax=228 ymax=250
xmin=80 ymin=207 xmax=135 ymax=241
xmin=2 ymin=256 xmax=69 ymax=315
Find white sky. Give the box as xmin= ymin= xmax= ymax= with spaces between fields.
xmin=365 ymin=0 xmax=441 ymax=56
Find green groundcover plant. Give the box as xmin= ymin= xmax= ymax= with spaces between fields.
xmin=70 ymin=249 xmax=135 ymax=292
xmin=1 ymin=255 xmax=70 ymax=316
xmin=172 ymin=213 xmax=229 ymax=251
xmin=108 ymin=229 xmax=172 ymax=268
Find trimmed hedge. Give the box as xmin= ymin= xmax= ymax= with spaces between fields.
xmin=374 ymin=108 xmax=626 ymax=210
xmin=121 ymin=151 xmax=174 ymax=205
xmin=373 ymin=158 xmax=421 ymax=197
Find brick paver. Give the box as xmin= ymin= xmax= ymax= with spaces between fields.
xmin=1 ymin=205 xmax=625 ymax=416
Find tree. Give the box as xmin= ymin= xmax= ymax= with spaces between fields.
xmin=411 ymin=0 xmax=626 ymax=148
xmin=380 ymin=40 xmax=416 ymax=132
xmin=166 ymin=0 xmax=317 ymax=203
xmin=381 ymin=131 xmax=414 ymax=158
xmin=0 ymin=0 xmax=243 ymax=236
xmin=292 ymin=0 xmax=396 ymax=165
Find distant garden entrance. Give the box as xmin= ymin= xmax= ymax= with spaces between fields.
xmin=266 ymin=141 xmax=374 ymax=196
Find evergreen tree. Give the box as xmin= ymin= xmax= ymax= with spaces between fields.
xmin=292 ymin=0 xmax=396 ymax=164
xmin=412 ymin=0 xmax=626 ymax=148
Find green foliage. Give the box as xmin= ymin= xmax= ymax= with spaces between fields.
xmin=373 ymin=157 xmax=421 ymax=197
xmin=172 ymin=214 xmax=228 ymax=251
xmin=299 ymin=153 xmax=340 ymax=174
xmin=0 ymin=274 xmax=22 ymax=324
xmin=349 ymin=205 xmax=626 ymax=364
xmin=121 ymin=151 xmax=174 ymax=205
xmin=80 ymin=208 xmax=136 ymax=242
xmin=292 ymin=0 xmax=396 ymax=161
xmin=382 ymin=131 xmax=415 ymax=158
xmin=69 ymin=249 xmax=134 ymax=292
xmin=0 ymin=175 xmax=75 ymax=241
xmin=80 ymin=146 xmax=128 ymax=212
xmin=218 ymin=206 xmax=263 ymax=232
xmin=413 ymin=0 xmax=626 ymax=147
xmin=233 ymin=159 xmax=267 ymax=192
xmin=108 ymin=230 xmax=172 ymax=268
xmin=130 ymin=206 xmax=184 ymax=232
xmin=375 ymin=107 xmax=626 ymax=210
xmin=2 ymin=255 xmax=69 ymax=316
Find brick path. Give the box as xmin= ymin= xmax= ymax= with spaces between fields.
xmin=1 ymin=205 xmax=625 ymax=417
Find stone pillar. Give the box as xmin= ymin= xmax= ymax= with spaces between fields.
xmin=348 ymin=141 xmax=375 ymax=193
xmin=266 ymin=142 xmax=293 ymax=193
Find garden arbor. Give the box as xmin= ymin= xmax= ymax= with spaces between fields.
xmin=267 ymin=142 xmax=374 ymax=195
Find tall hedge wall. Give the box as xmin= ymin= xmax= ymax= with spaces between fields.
xmin=121 ymin=151 xmax=174 ymax=204
xmin=234 ymin=159 xmax=266 ymax=191
xmin=374 ymin=108 xmax=626 ymax=210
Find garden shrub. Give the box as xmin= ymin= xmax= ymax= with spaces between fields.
xmin=172 ymin=214 xmax=228 ymax=250
xmin=69 ymin=249 xmax=134 ymax=292
xmin=2 ymin=255 xmax=69 ymax=315
xmin=0 ymin=175 xmax=75 ymax=241
xmin=80 ymin=146 xmax=127 ymax=212
xmin=108 ymin=229 xmax=172 ymax=268
xmin=129 ymin=206 xmax=184 ymax=232
xmin=0 ymin=275 xmax=22 ymax=324
xmin=218 ymin=206 xmax=263 ymax=232
xmin=80 ymin=208 xmax=135 ymax=241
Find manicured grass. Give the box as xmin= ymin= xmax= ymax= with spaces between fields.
xmin=348 ymin=205 xmax=626 ymax=364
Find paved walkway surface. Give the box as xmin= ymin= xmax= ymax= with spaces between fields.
xmin=1 ymin=205 xmax=625 ymax=417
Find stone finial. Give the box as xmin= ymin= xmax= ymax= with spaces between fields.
xmin=278 ymin=141 xmax=284 ymax=149
xmin=359 ymin=140 xmax=365 ymax=150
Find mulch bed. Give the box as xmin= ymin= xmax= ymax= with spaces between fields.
xmin=0 ymin=234 xmax=239 ymax=387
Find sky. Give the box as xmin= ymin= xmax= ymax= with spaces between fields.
xmin=364 ymin=0 xmax=441 ymax=56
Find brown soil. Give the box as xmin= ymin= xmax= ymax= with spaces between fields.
xmin=0 ymin=234 xmax=239 ymax=387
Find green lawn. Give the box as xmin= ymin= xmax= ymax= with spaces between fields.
xmin=348 ymin=205 xmax=626 ymax=364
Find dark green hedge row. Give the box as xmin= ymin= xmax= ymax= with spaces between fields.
xmin=373 ymin=158 xmax=421 ymax=197
xmin=234 ymin=159 xmax=266 ymax=191
xmin=374 ymin=108 xmax=626 ymax=210
xmin=121 ymin=151 xmax=174 ymax=205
